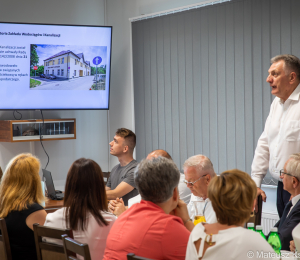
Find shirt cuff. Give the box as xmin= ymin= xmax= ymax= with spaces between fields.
xmin=252 ymin=176 xmax=262 ymax=188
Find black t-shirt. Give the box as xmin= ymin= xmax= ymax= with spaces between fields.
xmin=5 ymin=203 xmax=44 ymax=260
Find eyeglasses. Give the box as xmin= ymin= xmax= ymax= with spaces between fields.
xmin=280 ymin=169 xmax=299 ymax=181
xmin=183 ymin=174 xmax=208 ymax=186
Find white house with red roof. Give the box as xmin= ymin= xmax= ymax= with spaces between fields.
xmin=44 ymin=50 xmax=91 ymax=79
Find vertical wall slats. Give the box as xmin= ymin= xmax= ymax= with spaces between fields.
xmin=132 ymin=0 xmax=299 ymax=176
xmin=216 ymin=4 xmax=227 ymax=174
xmin=234 ymin=1 xmax=246 ymax=171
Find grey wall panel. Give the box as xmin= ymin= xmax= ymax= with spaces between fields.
xmin=185 ymin=12 xmax=196 ymax=160
xmin=291 ymin=0 xmax=300 ymax=57
xmin=150 ymin=19 xmax=159 ymax=151
xmin=156 ymin=18 xmax=166 ymax=150
xmin=216 ymin=4 xmax=227 ymax=174
xmin=170 ymin=15 xmax=181 ymax=166
xmin=163 ymin=17 xmax=173 ymax=155
xmin=192 ymin=11 xmax=203 ymax=157
xmin=132 ymin=0 xmax=300 ymax=179
xmin=243 ymin=0 xmax=254 ymax=174
xmin=133 ymin=22 xmax=146 ymax=160
xmin=225 ymin=3 xmax=236 ymax=170
xmin=234 ymin=1 xmax=246 ymax=171
xmin=280 ymin=0 xmax=291 ymax=54
xmin=200 ymin=9 xmax=210 ymax=160
xmin=208 ymin=7 xmax=219 ymax=172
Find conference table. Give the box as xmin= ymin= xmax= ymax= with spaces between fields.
xmin=45 ymin=198 xmax=64 ymax=214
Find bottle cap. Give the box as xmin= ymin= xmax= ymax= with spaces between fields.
xmin=270 ymin=227 xmax=278 ymax=232
xmin=256 ymin=225 xmax=263 ymax=231
xmin=247 ymin=223 xmax=254 ymax=228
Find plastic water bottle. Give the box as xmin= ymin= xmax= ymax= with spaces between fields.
xmin=255 ymin=225 xmax=266 ymax=239
xmin=247 ymin=223 xmax=255 ymax=231
xmin=267 ymin=227 xmax=281 ymax=255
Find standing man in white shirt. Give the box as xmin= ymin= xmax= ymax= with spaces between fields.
xmin=183 ymin=154 xmax=217 ymax=223
xmin=252 ymin=54 xmax=300 ymax=218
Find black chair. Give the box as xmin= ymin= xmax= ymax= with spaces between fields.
xmin=0 ymin=218 xmax=12 ymax=260
xmin=246 ymin=194 xmax=263 ymax=228
xmin=62 ymin=234 xmax=91 ymax=260
xmin=33 ymin=223 xmax=74 ymax=260
xmin=127 ymin=253 xmax=153 ymax=260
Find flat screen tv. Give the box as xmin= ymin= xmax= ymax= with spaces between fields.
xmin=0 ymin=22 xmax=112 ymax=110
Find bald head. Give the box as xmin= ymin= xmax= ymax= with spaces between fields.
xmin=146 ymin=149 xmax=172 ymax=160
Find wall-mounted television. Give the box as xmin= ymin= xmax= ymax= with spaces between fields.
xmin=0 ymin=22 xmax=112 ymax=110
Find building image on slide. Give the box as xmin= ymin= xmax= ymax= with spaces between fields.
xmin=44 ymin=50 xmax=91 ymax=79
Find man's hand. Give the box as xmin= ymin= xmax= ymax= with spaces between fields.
xmin=255 ymin=187 xmax=267 ymax=213
xmin=290 ymin=240 xmax=296 ymax=252
xmin=108 ymin=199 xmax=118 ymax=214
xmin=108 ymin=198 xmax=127 ymax=217
xmin=174 ymin=199 xmax=194 ymax=231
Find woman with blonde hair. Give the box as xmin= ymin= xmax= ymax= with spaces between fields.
xmin=185 ymin=169 xmax=277 ymax=260
xmin=0 ymin=153 xmax=47 ymax=260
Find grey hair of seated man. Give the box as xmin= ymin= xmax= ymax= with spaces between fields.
xmin=134 ymin=157 xmax=180 ymax=204
xmin=183 ymin=154 xmax=216 ymax=177
xmin=286 ymin=153 xmax=300 ymax=179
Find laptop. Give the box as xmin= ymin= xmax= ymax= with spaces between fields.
xmin=42 ymin=169 xmax=64 ymax=200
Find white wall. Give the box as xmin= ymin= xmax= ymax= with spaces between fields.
xmin=0 ymin=0 xmax=108 ymax=190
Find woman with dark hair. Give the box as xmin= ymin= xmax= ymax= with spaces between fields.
xmin=44 ymin=158 xmax=116 ymax=259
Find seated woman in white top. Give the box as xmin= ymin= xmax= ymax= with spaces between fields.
xmin=186 ymin=169 xmax=277 ymax=260
xmin=44 ymin=158 xmax=116 ymax=260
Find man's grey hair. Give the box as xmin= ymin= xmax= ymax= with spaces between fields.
xmin=134 ymin=157 xmax=180 ymax=203
xmin=271 ymin=54 xmax=300 ymax=80
xmin=183 ymin=154 xmax=216 ymax=177
xmin=286 ymin=153 xmax=300 ymax=180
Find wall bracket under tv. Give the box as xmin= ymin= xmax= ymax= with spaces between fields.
xmin=0 ymin=118 xmax=76 ymax=142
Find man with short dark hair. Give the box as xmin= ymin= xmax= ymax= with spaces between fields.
xmin=106 ymin=128 xmax=139 ymax=206
xmin=252 ymin=54 xmax=300 ymax=218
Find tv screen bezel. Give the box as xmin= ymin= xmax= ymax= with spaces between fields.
xmin=0 ymin=21 xmax=112 ymax=110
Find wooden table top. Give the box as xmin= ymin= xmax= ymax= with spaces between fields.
xmin=45 ymin=197 xmax=64 ymax=213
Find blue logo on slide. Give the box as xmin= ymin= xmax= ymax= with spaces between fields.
xmin=93 ymin=56 xmax=102 ymax=65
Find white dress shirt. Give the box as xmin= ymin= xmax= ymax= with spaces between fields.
xmin=252 ymin=84 xmax=300 ymax=187
xmin=187 ymin=194 xmax=217 ymax=224
xmin=186 ymin=223 xmax=277 ymax=260
xmin=287 ymin=193 xmax=300 ymax=217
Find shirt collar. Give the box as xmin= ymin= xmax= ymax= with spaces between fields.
xmin=280 ymin=83 xmax=300 ymax=103
xmin=291 ymin=193 xmax=300 ymax=206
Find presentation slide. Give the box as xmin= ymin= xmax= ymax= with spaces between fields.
xmin=0 ymin=22 xmax=112 ymax=109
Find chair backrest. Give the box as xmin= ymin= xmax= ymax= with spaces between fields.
xmin=0 ymin=166 xmax=3 ymax=180
xmin=127 ymin=253 xmax=153 ymax=260
xmin=33 ymin=223 xmax=74 ymax=260
xmin=0 ymin=218 xmax=12 ymax=260
xmin=245 ymin=194 xmax=263 ymax=228
xmin=62 ymin=234 xmax=91 ymax=260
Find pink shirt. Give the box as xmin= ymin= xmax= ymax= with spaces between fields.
xmin=103 ymin=200 xmax=190 ymax=260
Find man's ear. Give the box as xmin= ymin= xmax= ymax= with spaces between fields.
xmin=172 ymin=186 xmax=179 ymax=202
xmin=206 ymin=174 xmax=211 ymax=185
xmin=123 ymin=145 xmax=129 ymax=153
xmin=289 ymin=71 xmax=297 ymax=83
xmin=293 ymin=177 xmax=299 ymax=188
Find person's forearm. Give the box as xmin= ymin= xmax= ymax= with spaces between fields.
xmin=183 ymin=218 xmax=194 ymax=232
xmin=106 ymin=190 xmax=119 ymax=200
